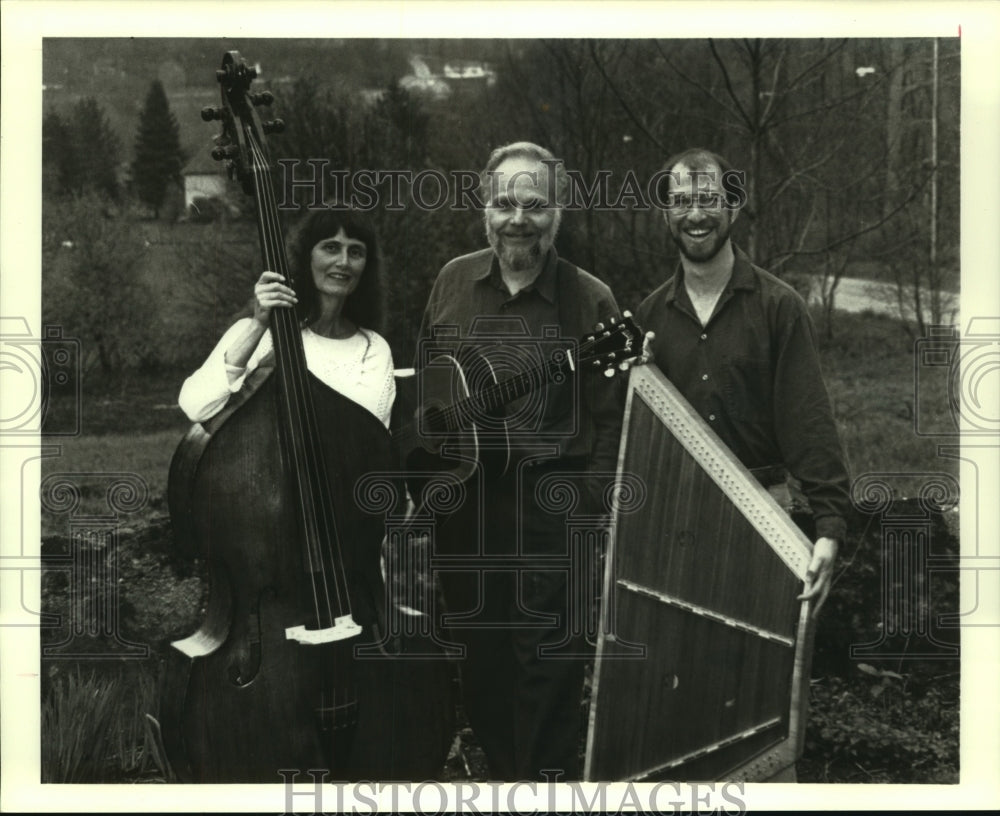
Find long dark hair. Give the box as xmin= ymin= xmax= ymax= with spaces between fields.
xmin=284 ymin=206 xmax=385 ymax=333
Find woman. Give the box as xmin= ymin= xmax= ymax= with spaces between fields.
xmin=175 ymin=208 xmax=430 ymax=781
xmin=179 ymin=207 xmax=395 ymax=431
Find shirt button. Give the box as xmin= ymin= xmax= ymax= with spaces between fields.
xmin=701 ymin=373 xmax=709 ymax=381
xmin=708 ymin=414 xmax=716 ymax=421
xmin=700 ymin=333 xmax=708 ymax=340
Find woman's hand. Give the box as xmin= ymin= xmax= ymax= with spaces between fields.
xmin=221 ymin=272 xmax=298 ymax=372
xmin=253 ymin=270 xmax=298 ymax=327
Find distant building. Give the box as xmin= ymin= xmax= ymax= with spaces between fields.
xmin=397 ymin=54 xmax=497 ymax=100
xmin=400 ymin=56 xmax=451 ymax=99
xmin=181 ymin=144 xmax=236 ymax=220
xmin=442 ymin=60 xmax=497 ymax=84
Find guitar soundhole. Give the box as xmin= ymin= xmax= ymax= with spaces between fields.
xmin=420 ymin=405 xmax=450 ymax=434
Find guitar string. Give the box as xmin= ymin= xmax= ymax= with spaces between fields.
xmin=398 ymin=329 xmax=630 ymax=441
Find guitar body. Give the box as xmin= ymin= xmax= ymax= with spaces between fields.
xmin=404 ymin=351 xmax=511 ymax=484
xmin=393 ymin=315 xmax=642 ymax=523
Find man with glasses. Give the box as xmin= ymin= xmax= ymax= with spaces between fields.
xmin=414 ymin=141 xmax=624 ymax=780
xmin=636 ymin=147 xmax=850 ymax=622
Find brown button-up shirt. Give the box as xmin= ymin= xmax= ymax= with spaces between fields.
xmin=636 ymin=246 xmax=850 ymax=540
xmin=416 ymin=247 xmax=624 ymax=479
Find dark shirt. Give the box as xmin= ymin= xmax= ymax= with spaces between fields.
xmin=636 ymin=246 xmax=850 ymax=541
xmin=416 ymin=247 xmax=624 ymax=480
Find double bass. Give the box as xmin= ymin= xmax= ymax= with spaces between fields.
xmin=160 ymin=52 xmax=393 ymax=783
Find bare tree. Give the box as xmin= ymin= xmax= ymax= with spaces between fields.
xmin=42 ymin=193 xmax=152 ymax=376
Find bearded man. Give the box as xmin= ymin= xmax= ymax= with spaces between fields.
xmin=637 ymin=147 xmax=850 ymax=621
xmin=414 ymin=141 xmax=624 ymax=780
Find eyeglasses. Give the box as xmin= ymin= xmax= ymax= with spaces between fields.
xmin=665 ymin=192 xmax=728 ymax=212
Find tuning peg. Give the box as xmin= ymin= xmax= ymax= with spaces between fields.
xmin=610 ymin=316 xmax=618 ymax=325
xmin=249 ymin=91 xmax=274 ymax=106
xmin=623 ymin=309 xmax=633 ymax=319
xmin=594 ymin=322 xmax=605 ymax=332
xmin=262 ymin=119 xmax=286 ymax=135
xmin=201 ymin=106 xmax=225 ymax=122
xmin=211 ymin=145 xmax=241 ymax=161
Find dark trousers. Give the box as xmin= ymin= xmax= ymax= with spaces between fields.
xmin=436 ymin=462 xmax=595 ymax=781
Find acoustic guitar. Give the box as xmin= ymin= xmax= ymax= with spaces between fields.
xmin=394 ymin=312 xmax=643 ymax=496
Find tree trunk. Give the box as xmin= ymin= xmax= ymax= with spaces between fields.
xmin=884 ymin=40 xmax=906 ymax=220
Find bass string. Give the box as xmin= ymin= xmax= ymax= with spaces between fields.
xmin=255 ymin=144 xmax=353 ymax=628
xmin=248 ymin=131 xmax=352 ymax=627
xmin=247 ymin=136 xmax=329 ymax=620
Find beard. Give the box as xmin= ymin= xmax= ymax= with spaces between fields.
xmin=485 ymin=212 xmax=560 ymax=273
xmin=494 ymin=237 xmax=543 ymax=272
xmin=670 ymin=217 xmax=732 ymax=263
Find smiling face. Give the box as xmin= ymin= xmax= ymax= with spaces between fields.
xmin=663 ymin=161 xmax=738 ymax=264
xmin=484 ymin=156 xmax=561 ymax=273
xmin=309 ymin=228 xmax=367 ymax=302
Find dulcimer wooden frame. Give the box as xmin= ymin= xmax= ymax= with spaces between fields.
xmin=584 ymin=363 xmax=816 ymax=782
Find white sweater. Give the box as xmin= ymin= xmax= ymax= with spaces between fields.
xmin=178 ymin=318 xmax=396 ymax=428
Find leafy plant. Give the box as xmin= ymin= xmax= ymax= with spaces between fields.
xmin=41 ymin=664 xmax=168 ymax=783
xmin=41 ymin=667 xmax=119 ymax=782
xmin=803 ymin=665 xmax=959 ymax=783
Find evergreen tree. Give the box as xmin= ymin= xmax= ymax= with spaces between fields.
xmin=70 ymin=98 xmax=122 ymax=201
xmin=42 ymin=110 xmax=78 ymax=198
xmin=131 ymin=79 xmax=184 ymax=218
xmin=43 ymin=100 xmax=121 ymax=200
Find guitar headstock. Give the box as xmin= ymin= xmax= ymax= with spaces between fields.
xmin=581 ymin=311 xmax=645 ymax=374
xmin=201 ymin=51 xmax=285 ymax=196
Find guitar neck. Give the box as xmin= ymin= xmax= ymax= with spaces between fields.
xmin=395 ymin=318 xmax=636 ymax=445
xmin=457 ymin=349 xmax=574 ymax=421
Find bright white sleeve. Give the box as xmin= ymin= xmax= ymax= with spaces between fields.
xmin=365 ymin=331 xmax=397 ymax=429
xmin=177 ymin=318 xmax=265 ymax=423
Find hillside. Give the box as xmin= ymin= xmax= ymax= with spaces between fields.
xmin=42 ymin=38 xmax=501 ymax=167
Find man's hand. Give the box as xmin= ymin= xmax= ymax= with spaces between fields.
xmin=613 ymin=330 xmax=656 ymax=374
xmin=797 ymin=536 xmax=838 ymax=616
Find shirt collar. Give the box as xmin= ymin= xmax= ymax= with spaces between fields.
xmin=662 ymin=243 xmax=756 ymax=304
xmin=474 ymin=247 xmax=560 ymax=304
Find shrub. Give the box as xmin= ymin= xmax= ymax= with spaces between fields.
xmin=804 ymin=666 xmax=959 ymax=783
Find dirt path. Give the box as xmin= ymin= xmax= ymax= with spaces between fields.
xmin=809 ymin=276 xmax=959 ymax=324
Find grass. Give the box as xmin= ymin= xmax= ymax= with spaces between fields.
xmin=40 ymin=429 xmax=183 ymax=538
xmin=817 ymin=309 xmax=958 ymax=481
xmin=41 ymin=366 xmax=191 ymax=537
xmin=41 ymin=663 xmax=167 ymax=783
